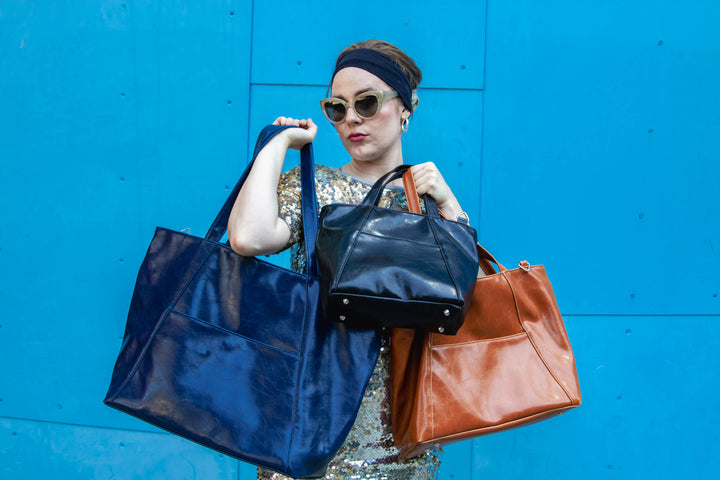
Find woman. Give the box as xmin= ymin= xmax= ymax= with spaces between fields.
xmin=229 ymin=39 xmax=467 ymax=480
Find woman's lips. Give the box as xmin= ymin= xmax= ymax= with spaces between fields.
xmin=349 ymin=133 xmax=367 ymax=142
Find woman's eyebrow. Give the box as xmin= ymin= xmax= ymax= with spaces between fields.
xmin=332 ymin=87 xmax=374 ymax=100
xmin=353 ymin=87 xmax=374 ymax=96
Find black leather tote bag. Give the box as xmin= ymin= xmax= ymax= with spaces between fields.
xmin=315 ymin=164 xmax=479 ymax=335
xmin=104 ymin=125 xmax=381 ymax=478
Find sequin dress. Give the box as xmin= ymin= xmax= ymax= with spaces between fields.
xmin=257 ymin=165 xmax=441 ymax=480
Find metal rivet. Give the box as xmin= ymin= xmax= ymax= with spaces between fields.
xmin=342 ymin=298 xmax=350 ymax=305
xmin=443 ymin=309 xmax=450 ymax=317
xmin=339 ymin=315 xmax=346 ymax=321
xmin=438 ymin=327 xmax=445 ymax=333
xmin=434 ymin=442 xmax=440 ymax=448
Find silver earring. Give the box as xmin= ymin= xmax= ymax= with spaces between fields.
xmin=401 ymin=118 xmax=409 ymax=132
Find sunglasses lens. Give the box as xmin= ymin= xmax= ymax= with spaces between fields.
xmin=354 ymin=94 xmax=380 ymax=118
xmin=323 ymin=100 xmax=346 ymax=123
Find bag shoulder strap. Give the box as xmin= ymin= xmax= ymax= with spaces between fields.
xmin=205 ymin=125 xmax=318 ymax=275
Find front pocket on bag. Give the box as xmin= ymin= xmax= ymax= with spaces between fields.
xmin=427 ymin=333 xmax=572 ymax=439
xmin=115 ymin=309 xmax=299 ymax=466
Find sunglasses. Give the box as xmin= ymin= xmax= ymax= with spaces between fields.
xmin=319 ymin=91 xmax=399 ymax=123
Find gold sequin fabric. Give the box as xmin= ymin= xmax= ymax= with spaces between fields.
xmin=258 ymin=165 xmax=442 ymax=480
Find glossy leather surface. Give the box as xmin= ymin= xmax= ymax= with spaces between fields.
xmin=105 ymin=125 xmax=381 ymax=478
xmin=391 ymin=246 xmax=581 ymax=459
xmin=316 ymin=165 xmax=479 ymax=335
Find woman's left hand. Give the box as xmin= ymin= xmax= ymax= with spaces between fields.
xmin=411 ymin=162 xmax=464 ymax=220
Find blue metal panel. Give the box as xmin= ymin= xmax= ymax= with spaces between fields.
xmin=404 ymin=89 xmax=484 ymax=224
xmin=0 ymin=0 xmax=252 ymax=431
xmin=437 ymin=441 xmax=473 ymax=480
xmin=0 ymin=417 xmax=241 ymax=480
xmin=126 ymin=0 xmax=253 ymax=235
xmin=251 ymin=0 xmax=486 ymax=89
xmin=480 ymin=0 xmax=720 ymax=315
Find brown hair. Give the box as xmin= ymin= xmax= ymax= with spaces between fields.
xmin=335 ymin=39 xmax=422 ymax=111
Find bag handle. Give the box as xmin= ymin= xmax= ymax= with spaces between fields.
xmin=362 ymin=164 xmax=442 ymax=218
xmin=206 ymin=125 xmax=319 ymax=276
xmin=402 ymin=167 xmax=422 ymax=214
xmin=400 ymin=169 xmax=502 ymax=276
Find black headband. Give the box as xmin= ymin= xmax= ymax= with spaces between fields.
xmin=332 ymin=48 xmax=413 ymax=111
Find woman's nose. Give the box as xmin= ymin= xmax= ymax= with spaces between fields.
xmin=345 ymin=106 xmax=362 ymax=124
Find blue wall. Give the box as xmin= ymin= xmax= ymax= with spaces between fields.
xmin=1 ymin=1 xmax=718 ymax=478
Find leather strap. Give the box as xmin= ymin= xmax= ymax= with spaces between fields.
xmin=477 ymin=248 xmax=501 ymax=276
xmin=402 ymin=168 xmax=421 ymax=215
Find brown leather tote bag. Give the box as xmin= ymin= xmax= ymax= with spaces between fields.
xmin=391 ymin=171 xmax=582 ymax=459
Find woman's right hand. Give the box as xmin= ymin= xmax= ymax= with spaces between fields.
xmin=273 ymin=117 xmax=318 ymax=150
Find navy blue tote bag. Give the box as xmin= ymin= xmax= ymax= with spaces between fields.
xmin=104 ymin=125 xmax=381 ymax=478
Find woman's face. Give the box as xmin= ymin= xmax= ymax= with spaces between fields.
xmin=330 ymin=67 xmax=409 ymax=164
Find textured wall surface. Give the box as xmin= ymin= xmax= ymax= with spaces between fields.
xmin=1 ymin=1 xmax=718 ymax=479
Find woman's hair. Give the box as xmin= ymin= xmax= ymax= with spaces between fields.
xmin=335 ymin=39 xmax=422 ymax=111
